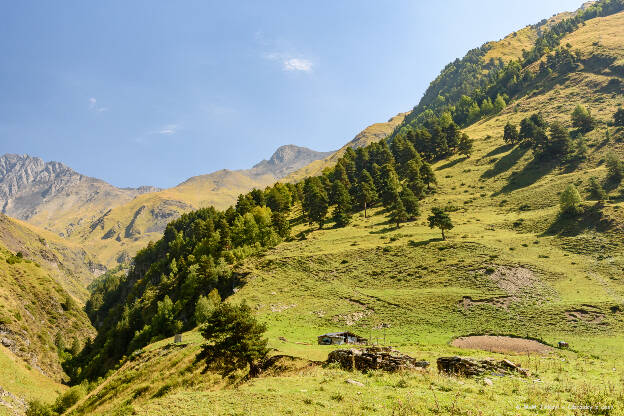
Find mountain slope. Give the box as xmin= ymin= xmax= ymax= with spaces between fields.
xmin=0 ymin=146 xmax=331 ymax=267
xmin=0 ymin=229 xmax=95 ymax=380
xmin=60 ymin=3 xmax=624 ymax=414
xmin=0 ymin=215 xmax=100 ymax=301
xmin=0 ymin=154 xmax=157 ymax=239
xmin=66 ymin=145 xmax=331 ymax=266
xmin=283 ymin=112 xmax=407 ymax=182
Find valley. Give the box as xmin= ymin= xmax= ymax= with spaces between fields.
xmin=1 ymin=1 xmax=624 ymax=415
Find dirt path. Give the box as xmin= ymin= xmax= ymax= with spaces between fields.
xmin=451 ymin=335 xmax=553 ymax=355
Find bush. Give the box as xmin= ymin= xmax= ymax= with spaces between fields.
xmin=588 ymin=177 xmax=606 ymax=201
xmin=571 ymin=104 xmax=596 ymax=132
xmin=26 ymin=401 xmax=57 ymax=416
xmin=52 ymin=385 xmax=86 ymax=413
xmin=560 ymin=184 xmax=583 ymax=216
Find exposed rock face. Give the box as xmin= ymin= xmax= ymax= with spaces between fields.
xmin=327 ymin=347 xmax=429 ymax=372
xmin=436 ymin=356 xmax=530 ymax=377
xmin=0 ymin=385 xmax=27 ymax=416
xmin=0 ymin=153 xmax=156 ymax=233
xmin=249 ymin=145 xmax=333 ymax=179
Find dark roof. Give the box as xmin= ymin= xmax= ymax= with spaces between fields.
xmin=318 ymin=332 xmax=363 ymax=338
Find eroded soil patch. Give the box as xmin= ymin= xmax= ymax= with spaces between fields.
xmin=451 ymin=335 xmax=553 ymax=355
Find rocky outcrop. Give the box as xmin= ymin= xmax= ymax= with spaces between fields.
xmin=0 ymin=386 xmax=27 ymax=416
xmin=249 ymin=145 xmax=333 ymax=179
xmin=0 ymin=153 xmax=154 ymax=229
xmin=436 ymin=356 xmax=530 ymax=377
xmin=327 ymin=347 xmax=429 ymax=372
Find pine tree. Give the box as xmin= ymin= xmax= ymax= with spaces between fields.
xmin=199 ymin=302 xmax=268 ymax=377
xmin=427 ymin=207 xmax=453 ymax=240
xmin=390 ymin=197 xmax=408 ymax=228
xmin=547 ymin=122 xmax=573 ymax=159
xmin=331 ymin=181 xmax=352 ymax=227
xmin=420 ymin=162 xmax=437 ymax=191
xmin=302 ymin=178 xmax=329 ymax=228
xmin=356 ymin=170 xmax=377 ymax=218
xmin=271 ymin=211 xmax=291 ymax=238
xmin=400 ymin=188 xmax=420 ymax=219
xmin=605 ymin=152 xmax=623 ymax=185
xmin=405 ymin=160 xmax=425 ymax=198
xmin=379 ymin=163 xmax=401 ymax=207
xmin=458 ymin=133 xmax=474 ymax=158
xmin=503 ymin=122 xmax=519 ymax=144
xmin=587 ymin=177 xmax=606 ymax=201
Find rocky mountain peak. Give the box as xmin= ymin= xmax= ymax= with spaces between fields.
xmin=250 ymin=145 xmax=333 ymax=179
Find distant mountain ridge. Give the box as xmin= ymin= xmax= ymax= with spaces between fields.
xmin=249 ymin=145 xmax=334 ymax=178
xmin=0 ymin=154 xmax=157 ymax=234
xmin=0 ymin=145 xmax=333 ymax=266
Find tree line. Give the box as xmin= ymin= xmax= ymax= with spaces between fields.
xmin=66 ymin=116 xmax=468 ymax=382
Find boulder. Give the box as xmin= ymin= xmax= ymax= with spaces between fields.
xmin=436 ymin=356 xmax=529 ymax=377
xmin=327 ymin=346 xmax=429 ymax=372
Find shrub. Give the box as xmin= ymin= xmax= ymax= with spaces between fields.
xmin=26 ymin=401 xmax=57 ymax=416
xmin=560 ymin=184 xmax=583 ymax=216
xmin=571 ymin=104 xmax=596 ymax=132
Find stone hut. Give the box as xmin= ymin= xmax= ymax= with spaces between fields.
xmin=317 ymin=332 xmax=367 ymax=345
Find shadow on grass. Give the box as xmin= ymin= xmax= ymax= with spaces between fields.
xmin=483 ymin=144 xmax=514 ymax=158
xmin=407 ymin=237 xmax=443 ymax=247
xmin=436 ymin=156 xmax=468 ymax=171
xmin=481 ymin=145 xmax=530 ymax=180
xmin=493 ymin=154 xmax=557 ymax=195
xmin=543 ymin=203 xmax=612 ymax=237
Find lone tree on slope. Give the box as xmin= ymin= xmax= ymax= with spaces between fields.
xmin=199 ymin=302 xmax=268 ymax=377
xmin=427 ymin=207 xmax=454 ymax=240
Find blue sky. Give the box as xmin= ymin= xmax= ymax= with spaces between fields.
xmin=0 ymin=0 xmax=583 ymax=188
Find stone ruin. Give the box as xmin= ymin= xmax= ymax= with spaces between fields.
xmin=436 ymin=356 xmax=530 ymax=377
xmin=326 ymin=346 xmax=429 ymax=372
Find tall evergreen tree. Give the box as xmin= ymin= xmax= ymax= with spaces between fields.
xmin=302 ymin=177 xmax=329 ymax=228
xmin=390 ymin=197 xmax=408 ymax=228
xmin=400 ymin=188 xmax=420 ymax=219
xmin=405 ymin=160 xmax=426 ymax=198
xmin=379 ymin=163 xmax=401 ymax=207
xmin=420 ymin=162 xmax=437 ymax=191
xmin=356 ymin=170 xmax=378 ymax=218
xmin=331 ymin=181 xmax=352 ymax=227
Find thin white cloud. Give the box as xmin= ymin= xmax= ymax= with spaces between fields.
xmin=283 ymin=58 xmax=313 ymax=72
xmin=157 ymin=124 xmax=179 ymax=135
xmin=264 ymin=52 xmax=314 ymax=72
xmin=88 ymin=97 xmax=108 ymax=113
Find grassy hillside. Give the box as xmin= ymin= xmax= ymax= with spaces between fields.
xmin=0 ymin=242 xmax=95 ymax=381
xmin=0 ymin=215 xmax=98 ymax=301
xmin=0 ymin=346 xmax=65 ymax=416
xmin=47 ymin=4 xmax=624 ymax=415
